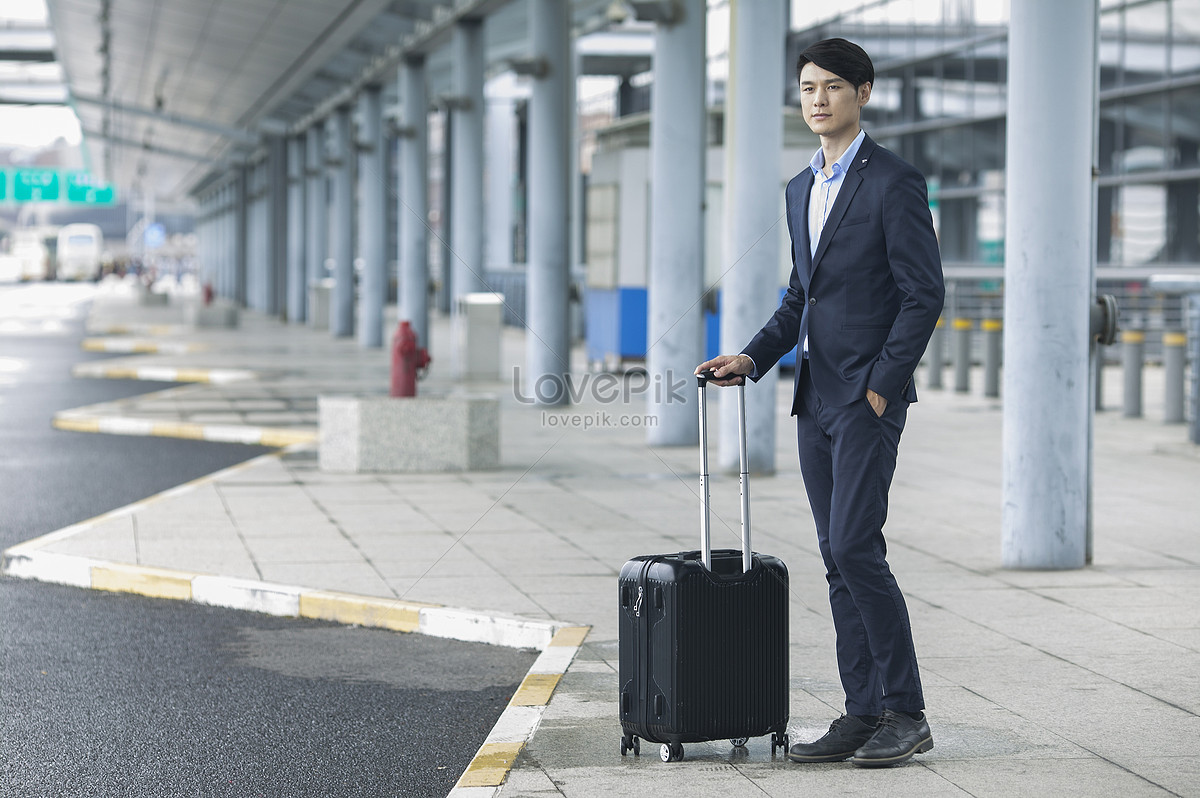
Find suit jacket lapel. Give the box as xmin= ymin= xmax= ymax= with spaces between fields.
xmin=811 ymin=135 xmax=876 ymax=273
xmin=792 ymin=170 xmax=815 ymax=289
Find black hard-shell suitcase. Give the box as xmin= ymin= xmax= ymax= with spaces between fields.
xmin=618 ymin=372 xmax=789 ymax=762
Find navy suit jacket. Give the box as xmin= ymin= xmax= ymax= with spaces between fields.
xmin=742 ymin=134 xmax=945 ymax=412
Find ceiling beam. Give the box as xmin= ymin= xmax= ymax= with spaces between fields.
xmin=72 ymin=92 xmax=261 ymax=147
xmin=80 ymin=127 xmax=229 ymax=165
xmin=289 ymin=0 xmax=516 ymax=134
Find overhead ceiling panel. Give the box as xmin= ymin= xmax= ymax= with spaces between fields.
xmin=43 ymin=0 xmax=625 ymax=209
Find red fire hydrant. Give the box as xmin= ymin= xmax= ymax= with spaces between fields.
xmin=390 ymin=321 xmax=431 ymax=397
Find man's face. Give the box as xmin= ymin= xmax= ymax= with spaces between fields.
xmin=798 ymin=62 xmax=871 ymax=139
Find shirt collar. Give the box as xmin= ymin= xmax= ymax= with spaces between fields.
xmin=809 ymin=129 xmax=867 ymax=180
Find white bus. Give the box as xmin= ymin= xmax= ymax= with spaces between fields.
xmin=56 ymin=223 xmax=104 ymax=281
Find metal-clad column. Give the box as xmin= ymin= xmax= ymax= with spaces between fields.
xmin=268 ymin=135 xmax=288 ymax=317
xmin=646 ymin=0 xmax=706 ymax=446
xmin=219 ymin=183 xmax=230 ymax=299
xmin=451 ymin=19 xmax=487 ymax=303
xmin=306 ymin=125 xmax=328 ymax=328
xmin=286 ymin=135 xmax=307 ymax=323
xmin=245 ymin=165 xmax=262 ymax=309
xmin=224 ymin=181 xmax=236 ymax=301
xmin=1002 ymin=0 xmax=1098 ymax=569
xmin=720 ymin=0 xmax=783 ymax=473
xmin=525 ymin=0 xmax=571 ymax=405
xmin=400 ymin=55 xmax=430 ymax=348
xmin=329 ymin=106 xmax=355 ymax=337
xmin=357 ymin=85 xmax=386 ymax=348
xmin=234 ymin=165 xmax=249 ymax=307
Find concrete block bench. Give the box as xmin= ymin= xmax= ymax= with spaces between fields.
xmin=318 ymin=394 xmax=499 ymax=473
xmin=184 ymin=300 xmax=240 ymax=328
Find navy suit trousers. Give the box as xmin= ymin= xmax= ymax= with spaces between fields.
xmin=795 ymin=364 xmax=924 ymax=716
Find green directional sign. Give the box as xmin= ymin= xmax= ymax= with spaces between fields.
xmin=0 ymin=168 xmax=115 ymax=205
xmin=65 ymin=172 xmax=116 ymax=205
xmin=13 ymin=168 xmax=60 ymax=202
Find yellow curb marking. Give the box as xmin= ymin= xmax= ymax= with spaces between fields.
xmin=981 ymin=319 xmax=1002 ymax=333
xmin=952 ymin=318 xmax=973 ymax=330
xmin=510 ymin=672 xmax=562 ymax=707
xmin=259 ymin=429 xmax=318 ymax=447
xmin=172 ymin=368 xmax=219 ymax=382
xmin=92 ymin=564 xmax=194 ymax=601
xmin=53 ymin=417 xmax=102 ymax=434
xmin=298 ymin=591 xmax=440 ymax=633
xmin=97 ymin=367 xmax=143 ymax=380
xmin=548 ymin=625 xmax=589 ymax=647
xmin=455 ymin=742 xmax=524 ymax=788
xmin=151 ymin=422 xmax=209 ymax=441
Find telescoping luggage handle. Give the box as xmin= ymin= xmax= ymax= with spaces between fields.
xmin=696 ymin=370 xmax=752 ymax=574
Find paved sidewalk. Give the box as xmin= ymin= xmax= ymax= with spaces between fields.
xmin=5 ymin=281 xmax=1200 ymax=797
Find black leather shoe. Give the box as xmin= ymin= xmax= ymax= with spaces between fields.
xmin=787 ymin=715 xmax=878 ymax=763
xmin=851 ymin=709 xmax=933 ymax=767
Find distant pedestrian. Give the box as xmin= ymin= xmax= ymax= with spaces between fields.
xmin=696 ymin=37 xmax=945 ymax=768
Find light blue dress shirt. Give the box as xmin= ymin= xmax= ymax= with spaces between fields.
xmin=803 ymin=128 xmax=867 ymax=355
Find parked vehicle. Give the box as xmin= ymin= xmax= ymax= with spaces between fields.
xmin=56 ymin=223 xmax=104 ymax=281
xmin=11 ymin=229 xmax=52 ymax=281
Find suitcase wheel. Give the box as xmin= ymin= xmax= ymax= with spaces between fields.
xmin=770 ymin=731 xmax=790 ymax=756
xmin=729 ymin=737 xmax=748 ymax=748
xmin=660 ymin=742 xmax=684 ymax=763
xmin=620 ymin=734 xmax=640 ymax=756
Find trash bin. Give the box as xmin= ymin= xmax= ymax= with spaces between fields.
xmin=308 ymin=278 xmax=334 ymax=329
xmin=457 ymin=292 xmax=504 ymax=381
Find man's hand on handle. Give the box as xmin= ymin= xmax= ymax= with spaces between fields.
xmin=695 ymin=354 xmax=753 ymax=387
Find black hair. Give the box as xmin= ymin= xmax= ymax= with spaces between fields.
xmin=795 ymin=37 xmax=875 ymax=90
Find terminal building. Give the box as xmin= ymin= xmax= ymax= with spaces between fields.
xmin=35 ymin=0 xmax=1198 ymax=353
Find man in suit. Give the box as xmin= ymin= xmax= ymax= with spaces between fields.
xmin=697 ymin=38 xmax=944 ymax=768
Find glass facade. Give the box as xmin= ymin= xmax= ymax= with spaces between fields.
xmin=788 ymin=0 xmax=1200 ymax=278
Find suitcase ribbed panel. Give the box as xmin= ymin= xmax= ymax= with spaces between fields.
xmin=618 ymin=549 xmax=788 ymax=745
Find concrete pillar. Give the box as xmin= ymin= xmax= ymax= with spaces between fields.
xmin=1189 ymin=295 xmax=1200 ymax=445
xmin=357 ymin=85 xmax=387 ymax=348
xmin=450 ymin=20 xmax=487 ymax=301
xmin=524 ymin=0 xmax=572 ymax=406
xmin=225 ymin=181 xmax=236 ymax=302
xmin=305 ymin=125 xmax=328 ymax=328
xmin=486 ymin=84 xmax=516 ymax=272
xmin=268 ymin=135 xmax=288 ymax=317
xmin=720 ymin=0 xmax=784 ymax=473
xmin=646 ymin=0 xmax=706 ymax=446
xmin=218 ymin=184 xmax=229 ymax=299
xmin=286 ymin=135 xmax=307 ymax=323
xmin=234 ymin=165 xmax=249 ymax=307
xmin=437 ymin=110 xmax=453 ymax=315
xmin=400 ymin=56 xmax=431 ymax=349
xmin=244 ymin=165 xmax=262 ymax=310
xmin=329 ymin=107 xmax=355 ymax=337
xmin=1002 ymin=0 xmax=1097 ymax=570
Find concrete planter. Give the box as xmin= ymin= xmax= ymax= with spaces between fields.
xmin=137 ymin=285 xmax=169 ymax=306
xmin=184 ymin=300 xmax=240 ymax=328
xmin=318 ymin=394 xmax=499 ymax=473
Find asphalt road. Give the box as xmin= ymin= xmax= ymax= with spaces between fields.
xmin=0 ymin=283 xmax=535 ymax=797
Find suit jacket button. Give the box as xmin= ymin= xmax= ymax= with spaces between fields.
xmin=808 ymin=297 xmax=817 ymax=305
